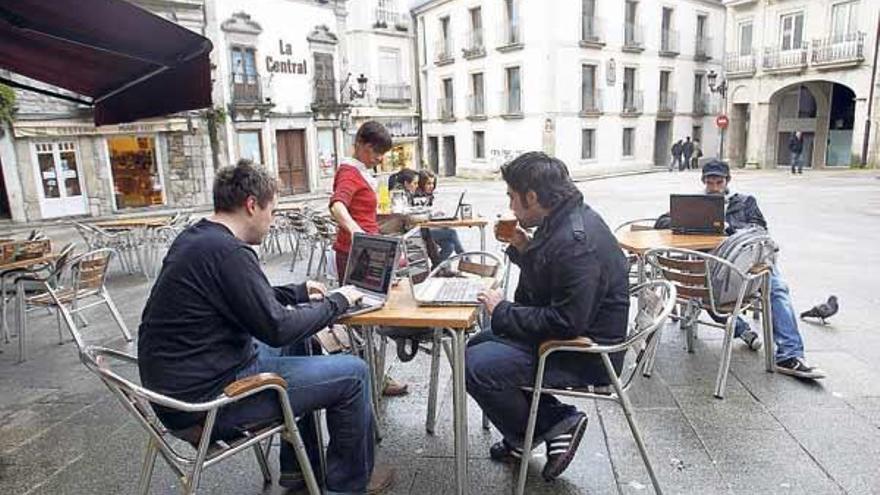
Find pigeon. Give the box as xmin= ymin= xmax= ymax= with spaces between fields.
xmin=800 ymin=295 xmax=839 ymax=324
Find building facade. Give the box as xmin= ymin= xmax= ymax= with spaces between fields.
xmin=0 ymin=0 xmax=211 ymax=223
xmin=208 ymin=0 xmax=352 ymax=195
xmin=723 ymin=0 xmax=880 ymax=168
xmin=412 ymin=0 xmax=725 ymax=178
xmin=345 ymin=0 xmax=422 ymax=174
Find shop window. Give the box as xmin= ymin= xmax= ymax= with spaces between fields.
xmin=34 ymin=142 xmax=82 ymax=199
xmin=108 ymin=135 xmax=164 ymax=209
xmin=237 ymin=131 xmax=263 ymax=164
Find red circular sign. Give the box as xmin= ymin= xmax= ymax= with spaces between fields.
xmin=716 ymin=115 xmax=729 ymax=129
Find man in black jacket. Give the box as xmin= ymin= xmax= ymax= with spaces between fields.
xmin=466 ymin=152 xmax=630 ymax=481
xmin=138 ymin=160 xmax=394 ymax=493
xmin=788 ymin=131 xmax=805 ymax=174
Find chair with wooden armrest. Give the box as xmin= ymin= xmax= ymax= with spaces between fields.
xmin=79 ymin=345 xmax=321 ymax=495
xmin=514 ymin=280 xmax=676 ymax=495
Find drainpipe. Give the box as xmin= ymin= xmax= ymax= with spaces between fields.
xmin=411 ymin=12 xmax=424 ymax=170
xmin=862 ymin=12 xmax=880 ymax=167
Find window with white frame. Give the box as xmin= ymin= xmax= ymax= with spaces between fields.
xmin=506 ymin=66 xmax=521 ymax=114
xmin=237 ymin=131 xmax=263 ymax=164
xmin=779 ymin=12 xmax=804 ymax=50
xmin=622 ymin=128 xmax=635 ymax=157
xmin=738 ymin=21 xmax=753 ymax=55
xmin=34 ymin=142 xmax=82 ymax=199
xmin=473 ymin=130 xmax=485 ymax=159
xmin=581 ymin=64 xmax=598 ymax=112
xmin=831 ymin=1 xmax=858 ymax=41
xmin=581 ymin=129 xmax=596 ymax=160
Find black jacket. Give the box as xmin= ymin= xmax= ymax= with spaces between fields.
xmin=682 ymin=140 xmax=694 ymax=158
xmin=654 ymin=192 xmax=768 ymax=235
xmin=788 ymin=134 xmax=804 ymax=154
xmin=491 ymin=193 xmax=630 ymax=348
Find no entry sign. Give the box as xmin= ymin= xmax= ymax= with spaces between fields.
xmin=716 ymin=114 xmax=729 ymax=129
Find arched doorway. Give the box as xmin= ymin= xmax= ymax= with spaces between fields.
xmin=826 ymin=84 xmax=856 ymax=166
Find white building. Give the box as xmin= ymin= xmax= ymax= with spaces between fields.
xmin=722 ymin=0 xmax=880 ymax=169
xmin=207 ymin=0 xmax=350 ymax=195
xmin=411 ymin=0 xmax=725 ymax=178
xmin=345 ymin=0 xmax=422 ymax=174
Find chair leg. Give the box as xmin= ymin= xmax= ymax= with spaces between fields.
xmin=515 ymin=360 xmax=547 ymax=495
xmin=289 ymin=237 xmax=301 ymax=273
xmin=252 ymin=441 xmax=272 ymax=484
xmin=138 ymin=438 xmax=159 ymax=495
xmin=17 ymin=283 xmax=27 ymax=363
xmin=713 ymin=317 xmax=737 ymax=399
xmin=602 ymin=353 xmax=663 ymax=495
xmin=642 ymin=329 xmax=663 ymax=378
xmin=760 ymin=276 xmax=775 ymax=373
xmin=283 ymin=428 xmax=322 ymax=495
xmin=426 ymin=329 xmax=442 ymax=434
xmin=104 ymin=294 xmax=133 ymax=342
xmin=56 ymin=309 xmax=64 ymax=344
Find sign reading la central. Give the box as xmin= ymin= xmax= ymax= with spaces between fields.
xmin=266 ymin=39 xmax=307 ymax=74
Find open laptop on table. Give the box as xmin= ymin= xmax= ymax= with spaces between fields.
xmin=409 ymin=267 xmax=499 ymax=307
xmin=334 ymin=233 xmax=401 ymax=317
xmin=669 ymin=194 xmax=725 ymax=235
xmin=429 ymin=191 xmax=466 ymax=221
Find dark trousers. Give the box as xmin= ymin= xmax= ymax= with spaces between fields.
xmin=430 ymin=227 xmax=464 ymax=261
xmin=214 ymin=341 xmax=374 ymax=493
xmin=465 ymin=329 xmax=620 ymax=448
xmin=335 ymin=249 xmax=349 ymax=283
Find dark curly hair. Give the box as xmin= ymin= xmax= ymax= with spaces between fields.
xmin=213 ymin=159 xmax=277 ymax=213
xmin=500 ymin=152 xmax=580 ymax=210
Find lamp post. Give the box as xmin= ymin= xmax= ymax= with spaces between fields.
xmin=707 ymin=69 xmax=728 ymax=160
xmin=332 ymin=73 xmax=368 ymax=168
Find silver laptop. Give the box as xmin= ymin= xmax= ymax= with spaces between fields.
xmin=429 ymin=191 xmax=466 ymax=221
xmin=409 ymin=272 xmax=497 ymax=307
xmin=335 ymin=233 xmax=401 ymax=317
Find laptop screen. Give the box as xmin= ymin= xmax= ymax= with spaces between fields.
xmin=344 ymin=234 xmax=400 ymax=294
xmin=669 ymin=194 xmax=725 ymax=234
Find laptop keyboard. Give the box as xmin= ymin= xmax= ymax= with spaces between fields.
xmin=435 ymin=279 xmax=484 ymax=302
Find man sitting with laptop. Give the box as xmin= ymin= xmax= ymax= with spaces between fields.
xmin=138 ymin=160 xmax=395 ymax=493
xmin=654 ymin=160 xmax=824 ymax=379
xmin=466 ymin=152 xmax=630 ymax=480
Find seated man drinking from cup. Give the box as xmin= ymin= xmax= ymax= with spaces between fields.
xmin=466 ymin=152 xmax=630 ymax=480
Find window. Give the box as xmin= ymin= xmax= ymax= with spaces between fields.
xmin=623 ymin=67 xmax=637 ymax=109
xmin=692 ymin=126 xmax=702 ymax=144
xmin=35 ymin=142 xmax=82 ymax=200
xmin=831 ymin=1 xmax=858 ymax=41
xmin=622 ymin=128 xmax=635 ymax=157
xmin=440 ymin=16 xmax=451 ymax=54
xmin=625 ymin=0 xmax=638 ymax=44
xmin=231 ymin=46 xmax=258 ymax=101
xmin=237 ymin=131 xmax=263 ymax=164
xmin=696 ymin=14 xmax=707 ymax=39
xmin=504 ymin=0 xmax=519 ymax=44
xmin=581 ymin=129 xmax=596 ymax=159
xmin=581 ymin=64 xmax=597 ymax=112
xmin=443 ymin=77 xmax=454 ymax=101
xmin=108 ymin=136 xmax=164 ymax=209
xmin=582 ymin=0 xmax=597 ymax=41
xmin=442 ymin=77 xmax=454 ymax=117
xmin=661 ymin=7 xmax=673 ymax=48
xmin=505 ymin=66 xmax=522 ymax=114
xmin=473 ymin=131 xmax=485 ymax=159
xmin=378 ymin=48 xmax=401 ymax=85
xmin=469 ymin=7 xmax=483 ymax=47
xmin=313 ymin=52 xmax=335 ymax=104
xmin=738 ymin=21 xmax=753 ymax=55
xmin=780 ymin=12 xmax=804 ymax=50
xmin=470 ymin=72 xmax=485 ymax=115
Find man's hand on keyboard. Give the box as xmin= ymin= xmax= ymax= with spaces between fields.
xmin=477 ymin=289 xmax=503 ymax=314
xmin=334 ymin=285 xmax=366 ymax=306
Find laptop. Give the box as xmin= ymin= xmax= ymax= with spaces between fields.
xmin=669 ymin=194 xmax=725 ymax=235
xmin=429 ymin=191 xmax=466 ymax=221
xmin=409 ymin=271 xmax=498 ymax=307
xmin=334 ymin=233 xmax=401 ymax=317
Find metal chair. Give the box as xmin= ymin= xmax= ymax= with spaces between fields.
xmin=19 ymin=248 xmax=132 ymax=359
xmin=613 ymin=218 xmax=658 ymax=286
xmin=79 ymin=345 xmax=320 ymax=495
xmin=515 ymin=280 xmax=677 ymax=495
xmin=643 ymin=244 xmax=774 ymax=398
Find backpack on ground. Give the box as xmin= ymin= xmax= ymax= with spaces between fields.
xmin=709 ymin=227 xmax=778 ymax=307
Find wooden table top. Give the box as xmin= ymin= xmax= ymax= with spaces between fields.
xmin=92 ymin=217 xmax=172 ymax=229
xmin=616 ymin=229 xmax=725 ymax=254
xmin=0 ymin=253 xmax=58 ymax=272
xmin=339 ymin=278 xmax=480 ymax=330
xmin=416 ymin=217 xmax=489 ymax=229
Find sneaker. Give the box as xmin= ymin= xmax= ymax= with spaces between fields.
xmin=489 ymin=439 xmax=523 ymax=463
xmin=381 ymin=376 xmax=409 ymax=397
xmin=776 ymin=357 xmax=826 ymax=379
xmin=739 ymin=330 xmax=763 ymax=351
xmin=541 ymin=412 xmax=588 ymax=481
xmin=366 ymin=464 xmax=396 ymax=494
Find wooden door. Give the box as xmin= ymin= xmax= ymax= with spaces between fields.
xmin=276 ymin=130 xmax=309 ymax=195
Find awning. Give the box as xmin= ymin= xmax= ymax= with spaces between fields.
xmin=0 ymin=0 xmax=213 ymax=126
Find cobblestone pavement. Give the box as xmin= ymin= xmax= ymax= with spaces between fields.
xmin=1 ymin=169 xmax=878 ymax=495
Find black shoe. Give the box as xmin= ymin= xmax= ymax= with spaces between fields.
xmin=279 ymin=471 xmax=306 ymax=490
xmin=776 ymin=357 xmax=826 ymax=379
xmin=739 ymin=330 xmax=762 ymax=351
xmin=489 ymin=439 xmax=523 ymax=463
xmin=541 ymin=412 xmax=588 ymax=481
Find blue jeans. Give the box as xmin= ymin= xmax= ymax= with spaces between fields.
xmin=733 ymin=270 xmax=805 ymax=362
xmin=791 ymin=152 xmax=804 ymax=173
xmin=465 ymin=329 xmax=618 ymax=448
xmin=214 ymin=341 xmax=374 ymax=494
xmin=430 ymin=227 xmax=464 ymax=261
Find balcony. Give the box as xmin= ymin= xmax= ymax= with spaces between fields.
xmin=437 ymin=97 xmax=455 ymax=122
xmin=762 ymin=46 xmax=808 ymax=73
xmin=462 ymin=29 xmax=485 ymax=59
xmin=499 ymin=90 xmax=523 ymax=118
xmin=692 ymin=93 xmax=712 ymax=116
xmin=376 ymin=84 xmax=412 ymax=105
xmin=725 ymin=52 xmax=756 ymax=78
xmin=374 ymin=8 xmax=409 ymax=31
xmin=580 ymin=16 xmax=605 ymax=48
xmin=497 ymin=21 xmax=523 ymax=52
xmin=695 ymin=36 xmax=712 ymax=61
xmin=434 ymin=38 xmax=454 ymax=65
xmin=622 ymin=90 xmax=643 ymax=116
xmin=231 ymin=73 xmax=262 ymax=104
xmin=657 ymin=91 xmax=676 ymax=119
xmin=659 ymin=29 xmax=680 ymax=57
xmin=579 ymin=88 xmax=603 ymax=116
xmin=312 ymin=78 xmax=338 ymax=109
xmin=467 ymin=94 xmax=486 ymax=120
xmin=623 ymin=22 xmax=644 ymax=52
xmin=811 ymin=32 xmax=865 ymax=69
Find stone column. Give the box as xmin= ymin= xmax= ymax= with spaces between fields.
xmin=851 ymin=96 xmax=869 ymax=166
xmin=748 ymin=101 xmax=771 ymax=168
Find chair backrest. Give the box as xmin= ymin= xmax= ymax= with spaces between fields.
xmin=2 ymin=238 xmax=52 ymax=263
xmin=618 ymin=279 xmax=677 ymax=389
xmin=69 ymin=248 xmax=114 ymax=293
xmin=614 ymin=218 xmax=658 ymax=234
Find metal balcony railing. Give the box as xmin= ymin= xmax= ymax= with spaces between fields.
xmin=498 ymin=20 xmax=522 ymax=48
xmin=376 ymin=84 xmax=411 ymax=103
xmin=435 ymin=38 xmax=454 ymax=64
xmin=467 ymin=94 xmax=485 ymax=117
xmin=463 ymin=28 xmax=485 ymax=58
xmin=374 ymin=8 xmax=400 ymax=27
xmin=624 ymin=22 xmax=644 ymax=50
xmin=313 ymin=78 xmax=337 ymax=107
xmin=692 ymin=93 xmax=711 ymax=116
xmin=500 ymin=90 xmax=522 ymax=115
xmin=811 ymin=32 xmax=865 ymax=66
xmin=231 ymin=72 xmax=262 ymax=104
xmin=725 ymin=52 xmax=756 ymax=75
xmin=660 ymin=29 xmax=680 ymax=56
xmin=762 ymin=46 xmax=808 ymax=71
xmin=622 ymin=90 xmax=644 ymax=115
xmin=437 ymin=97 xmax=455 ymax=120
xmin=581 ymin=16 xmax=604 ymax=45
xmin=695 ymin=36 xmax=712 ymax=60
xmin=658 ymin=91 xmax=676 ymax=115
xmin=580 ymin=88 xmax=603 ymax=114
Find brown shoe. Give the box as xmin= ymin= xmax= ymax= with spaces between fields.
xmin=367 ymin=464 xmax=396 ymax=494
xmin=382 ymin=376 xmax=409 ymax=397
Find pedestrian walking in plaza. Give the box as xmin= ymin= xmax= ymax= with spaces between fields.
xmin=788 ymin=131 xmax=805 ymax=174
xmin=691 ymin=139 xmax=703 ymax=169
xmin=681 ymin=137 xmax=694 ymax=171
xmin=670 ymin=140 xmax=683 ymax=172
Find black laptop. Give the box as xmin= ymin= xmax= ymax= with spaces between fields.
xmin=669 ymin=194 xmax=725 ymax=235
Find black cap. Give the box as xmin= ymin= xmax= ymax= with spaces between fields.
xmin=701 ymin=159 xmax=730 ymax=179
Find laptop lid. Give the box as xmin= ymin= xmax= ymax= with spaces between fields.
xmin=669 ymin=194 xmax=725 ymax=234
xmin=431 ymin=191 xmax=466 ymax=220
xmin=343 ymin=233 xmax=401 ymax=298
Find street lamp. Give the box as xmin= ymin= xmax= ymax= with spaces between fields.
xmin=332 ymin=74 xmax=368 ymax=168
xmin=707 ymin=69 xmax=728 ymax=160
